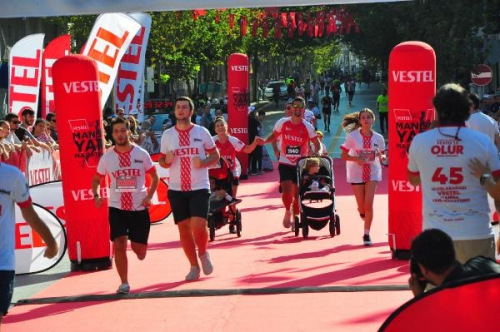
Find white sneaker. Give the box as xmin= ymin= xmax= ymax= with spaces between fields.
xmin=199 ymin=252 xmax=214 ymax=275
xmin=283 ymin=210 xmax=292 ymax=228
xmin=185 ymin=266 xmax=201 ymax=281
xmin=116 ymin=283 xmax=130 ymax=294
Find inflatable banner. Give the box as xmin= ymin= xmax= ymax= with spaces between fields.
xmin=9 ymin=33 xmax=44 ymax=115
xmin=379 ymin=275 xmax=500 ymax=332
xmin=388 ymin=42 xmax=436 ymax=258
xmin=15 ymin=203 xmax=67 ymax=275
xmin=227 ymin=53 xmax=250 ymax=178
xmin=114 ymin=12 xmax=151 ymax=122
xmin=81 ymin=13 xmax=141 ymax=107
xmin=53 ymin=55 xmax=111 ymax=271
xmin=41 ymin=34 xmax=71 ymax=117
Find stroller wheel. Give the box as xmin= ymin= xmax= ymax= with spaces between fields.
xmin=236 ymin=210 xmax=242 ymax=238
xmin=208 ymin=216 xmax=216 ymax=242
xmin=335 ymin=214 xmax=341 ymax=235
xmin=301 ymin=214 xmax=309 ymax=239
xmin=329 ymin=213 xmax=336 ymax=238
xmin=294 ymin=216 xmax=300 ymax=237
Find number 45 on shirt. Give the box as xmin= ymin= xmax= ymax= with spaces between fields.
xmin=432 ymin=167 xmax=463 ymax=185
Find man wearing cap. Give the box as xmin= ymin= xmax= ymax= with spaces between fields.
xmin=262 ymin=97 xmax=322 ymax=228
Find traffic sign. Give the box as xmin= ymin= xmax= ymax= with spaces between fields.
xmin=471 ymin=64 xmax=492 ymax=86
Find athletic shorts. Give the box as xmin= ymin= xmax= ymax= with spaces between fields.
xmin=0 ymin=270 xmax=15 ymax=316
xmin=322 ymin=108 xmax=332 ymax=115
xmin=168 ymin=189 xmax=210 ymax=224
xmin=109 ymin=207 xmax=151 ymax=245
xmin=279 ymin=164 xmax=298 ymax=184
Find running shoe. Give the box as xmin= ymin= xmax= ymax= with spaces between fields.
xmin=283 ymin=210 xmax=292 ymax=228
xmin=199 ymin=252 xmax=214 ymax=275
xmin=363 ymin=234 xmax=372 ymax=246
xmin=228 ymin=198 xmax=243 ymax=206
xmin=116 ymin=283 xmax=130 ymax=294
xmin=185 ymin=266 xmax=201 ymax=281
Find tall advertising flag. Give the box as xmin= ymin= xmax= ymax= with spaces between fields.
xmin=52 ymin=55 xmax=111 ymax=271
xmin=41 ymin=34 xmax=71 ymax=117
xmin=9 ymin=34 xmax=44 ymax=115
xmin=82 ymin=13 xmax=141 ymax=108
xmin=227 ymin=53 xmax=250 ymax=178
xmin=388 ymin=42 xmax=436 ymax=258
xmin=114 ymin=12 xmax=151 ymax=122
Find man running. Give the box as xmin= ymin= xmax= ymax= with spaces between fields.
xmin=262 ymin=97 xmax=322 ymax=228
xmin=159 ymin=96 xmax=220 ymax=281
xmin=92 ymin=117 xmax=159 ymax=294
xmin=1 ymin=162 xmax=58 ymax=327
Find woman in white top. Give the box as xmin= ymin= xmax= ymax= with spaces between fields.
xmin=340 ymin=108 xmax=386 ymax=246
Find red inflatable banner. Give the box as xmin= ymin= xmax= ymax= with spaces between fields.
xmin=52 ymin=55 xmax=111 ymax=271
xmin=227 ymin=53 xmax=250 ymax=177
xmin=41 ymin=34 xmax=71 ymax=117
xmin=388 ymin=42 xmax=436 ymax=258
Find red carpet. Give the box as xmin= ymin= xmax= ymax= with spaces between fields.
xmin=4 ymin=159 xmax=412 ymax=332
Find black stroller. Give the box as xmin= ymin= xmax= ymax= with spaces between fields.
xmin=294 ymin=156 xmax=340 ymax=239
xmin=207 ymin=158 xmax=242 ymax=241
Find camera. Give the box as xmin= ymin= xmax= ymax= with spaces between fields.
xmin=410 ymin=256 xmax=428 ymax=289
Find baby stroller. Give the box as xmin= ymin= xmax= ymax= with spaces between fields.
xmin=207 ymin=158 xmax=242 ymax=241
xmin=295 ymin=156 xmax=340 ymax=239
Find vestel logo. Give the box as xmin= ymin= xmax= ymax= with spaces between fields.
xmin=231 ymin=65 xmax=248 ymax=72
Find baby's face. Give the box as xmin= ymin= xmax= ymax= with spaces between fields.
xmin=309 ymin=164 xmax=320 ymax=174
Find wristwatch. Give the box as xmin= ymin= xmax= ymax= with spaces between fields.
xmin=480 ymin=173 xmax=492 ymax=186
xmin=93 ymin=193 xmax=100 ymax=199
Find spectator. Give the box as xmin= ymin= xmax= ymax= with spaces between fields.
xmin=376 ymin=89 xmax=389 ymax=136
xmin=4 ymin=113 xmax=37 ymax=156
xmin=127 ymin=116 xmax=141 ymax=144
xmin=31 ymin=119 xmax=57 ymax=150
xmin=116 ymin=108 xmax=126 ymax=119
xmin=0 ymin=120 xmax=13 ymax=160
xmin=45 ymin=113 xmax=58 ymax=143
xmin=408 ymin=83 xmax=500 ymax=263
xmin=409 ymin=228 xmax=500 ymax=297
xmin=200 ymin=104 xmax=215 ymax=135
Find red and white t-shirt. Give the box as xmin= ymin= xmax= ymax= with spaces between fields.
xmin=213 ymin=135 xmax=245 ymax=177
xmin=408 ymin=126 xmax=500 ymax=240
xmin=273 ymin=117 xmax=317 ymax=166
xmin=96 ymin=146 xmax=155 ymax=211
xmin=341 ymin=129 xmax=385 ymax=183
xmin=160 ymin=125 xmax=217 ymax=191
xmin=0 ymin=162 xmax=32 ymax=270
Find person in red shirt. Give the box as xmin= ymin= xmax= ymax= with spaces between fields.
xmin=262 ymin=97 xmax=322 ymax=229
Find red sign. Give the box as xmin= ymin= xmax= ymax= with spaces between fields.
xmin=227 ymin=53 xmax=250 ymax=177
xmin=471 ymin=64 xmax=492 ymax=86
xmin=388 ymin=41 xmax=436 ymax=258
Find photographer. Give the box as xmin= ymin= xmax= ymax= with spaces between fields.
xmin=409 ymin=229 xmax=500 ymax=297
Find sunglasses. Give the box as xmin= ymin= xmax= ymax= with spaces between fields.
xmin=292 ymin=103 xmax=304 ymax=109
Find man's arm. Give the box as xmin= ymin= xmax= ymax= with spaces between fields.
xmin=263 ymin=131 xmax=277 ymax=145
xmin=21 ymin=204 xmax=58 ymax=259
xmin=91 ymin=174 xmax=104 ymax=208
xmin=142 ymin=170 xmax=159 ymax=207
xmin=407 ymin=171 xmax=421 ymax=186
xmin=469 ymin=158 xmax=500 ymax=199
xmin=494 ymin=133 xmax=500 ymax=151
xmin=311 ymin=136 xmax=321 ymax=155
xmin=193 ymin=149 xmax=220 ymax=169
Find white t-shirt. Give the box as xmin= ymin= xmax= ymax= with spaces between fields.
xmin=273 ymin=117 xmax=317 ymax=166
xmin=160 ymin=124 xmax=217 ymax=191
xmin=0 ymin=162 xmax=32 ymax=270
xmin=408 ymin=127 xmax=500 ymax=240
xmin=340 ymin=129 xmax=385 ymax=183
xmin=96 ymin=146 xmax=155 ymax=211
xmin=465 ymin=111 xmax=499 ymax=143
xmin=304 ymin=109 xmax=315 ymax=124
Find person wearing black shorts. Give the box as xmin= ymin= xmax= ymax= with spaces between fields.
xmin=92 ymin=118 xmax=159 ymax=294
xmin=321 ymin=92 xmax=333 ymax=132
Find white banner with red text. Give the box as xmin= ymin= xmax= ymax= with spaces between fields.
xmin=9 ymin=34 xmax=44 ymax=115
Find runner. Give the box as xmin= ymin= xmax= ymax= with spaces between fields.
xmin=340 ymin=108 xmax=386 ymax=246
xmin=0 ymin=162 xmax=58 ymax=328
xmin=92 ymin=117 xmax=159 ymax=294
xmin=158 ymin=96 xmax=220 ymax=281
xmin=262 ymin=96 xmax=322 ymax=229
xmin=212 ymin=116 xmax=262 ymax=233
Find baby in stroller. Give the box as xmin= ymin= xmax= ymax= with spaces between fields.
xmin=300 ymin=157 xmax=333 ymax=195
xmin=207 ymin=158 xmax=243 ymax=239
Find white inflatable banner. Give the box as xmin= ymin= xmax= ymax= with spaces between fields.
xmin=9 ymin=34 xmax=44 ymax=115
xmin=82 ymin=13 xmax=141 ymax=108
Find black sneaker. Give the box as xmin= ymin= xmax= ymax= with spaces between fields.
xmin=229 ymin=224 xmax=236 ymax=234
xmin=363 ymin=234 xmax=372 ymax=246
xmin=228 ymin=198 xmax=242 ymax=206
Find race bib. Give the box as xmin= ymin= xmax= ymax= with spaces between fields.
xmin=358 ymin=149 xmax=375 ymax=162
xmin=116 ymin=176 xmax=138 ymax=192
xmin=286 ymin=146 xmax=301 ymax=157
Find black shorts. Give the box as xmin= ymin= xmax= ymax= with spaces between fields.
xmin=168 ymin=189 xmax=210 ymax=224
xmin=279 ymin=164 xmax=298 ymax=184
xmin=0 ymin=270 xmax=15 ymax=316
xmin=322 ymin=108 xmax=331 ymax=115
xmin=109 ymin=207 xmax=151 ymax=245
